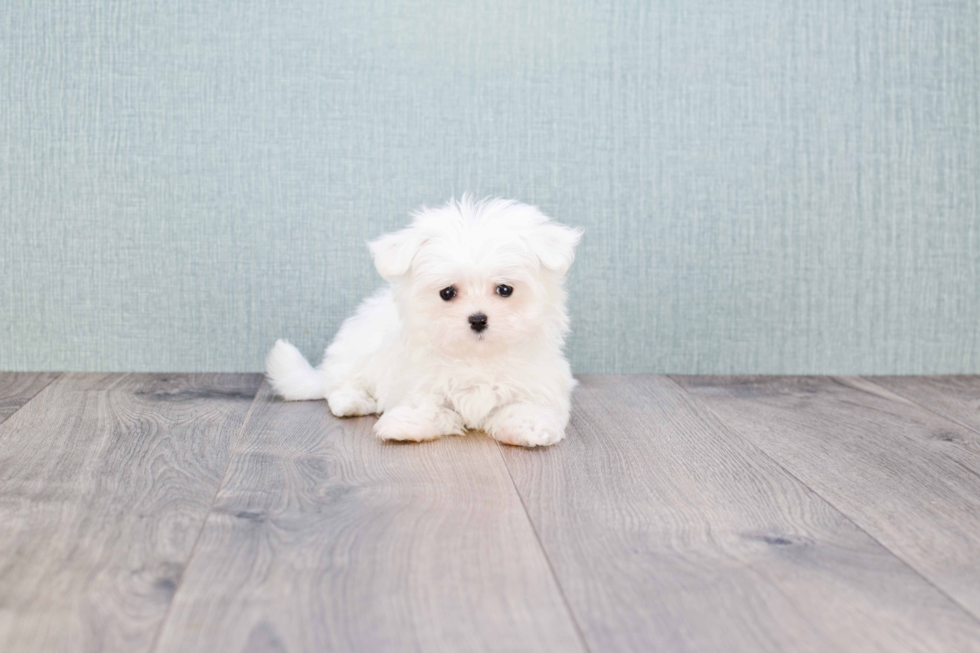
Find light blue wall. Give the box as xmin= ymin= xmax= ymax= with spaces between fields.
xmin=2 ymin=1 xmax=978 ymax=373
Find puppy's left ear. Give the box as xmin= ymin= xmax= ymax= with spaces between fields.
xmin=368 ymin=226 xmax=427 ymax=280
xmin=527 ymin=222 xmax=584 ymax=273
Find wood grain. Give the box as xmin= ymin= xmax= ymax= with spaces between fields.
xmin=0 ymin=373 xmax=262 ymax=653
xmin=673 ymin=375 xmax=980 ymax=620
xmin=153 ymin=383 xmax=585 ymax=653
xmin=0 ymin=372 xmax=60 ymax=425
xmin=501 ymin=375 xmax=980 ymax=653
xmin=869 ymin=376 xmax=980 ymax=435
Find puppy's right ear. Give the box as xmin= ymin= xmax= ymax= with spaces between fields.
xmin=525 ymin=221 xmax=583 ymax=274
xmin=368 ymin=226 xmax=427 ymax=280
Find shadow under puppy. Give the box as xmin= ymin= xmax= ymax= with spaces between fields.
xmin=266 ymin=197 xmax=582 ymax=447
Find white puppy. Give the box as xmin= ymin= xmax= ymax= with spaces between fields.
xmin=265 ymin=197 xmax=582 ymax=447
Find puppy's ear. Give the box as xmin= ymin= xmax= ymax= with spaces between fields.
xmin=526 ymin=222 xmax=583 ymax=273
xmin=368 ymin=226 xmax=427 ymax=280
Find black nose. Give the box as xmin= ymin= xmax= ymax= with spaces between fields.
xmin=468 ymin=313 xmax=488 ymax=333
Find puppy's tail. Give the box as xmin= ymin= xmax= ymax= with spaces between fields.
xmin=265 ymin=339 xmax=325 ymax=401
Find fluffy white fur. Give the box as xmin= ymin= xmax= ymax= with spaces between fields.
xmin=265 ymin=197 xmax=582 ymax=447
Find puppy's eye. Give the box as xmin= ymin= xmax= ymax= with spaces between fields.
xmin=439 ymin=286 xmax=457 ymax=301
xmin=495 ymin=284 xmax=513 ymax=298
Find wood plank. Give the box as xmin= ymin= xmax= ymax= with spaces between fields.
xmin=0 ymin=372 xmax=262 ymax=653
xmin=870 ymin=376 xmax=980 ymax=435
xmin=0 ymin=372 xmax=60 ymax=425
xmin=501 ymin=375 xmax=980 ymax=653
xmin=153 ymin=382 xmax=585 ymax=653
xmin=673 ymin=375 xmax=980 ymax=621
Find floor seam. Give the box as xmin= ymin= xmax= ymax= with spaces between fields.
xmin=666 ymin=374 xmax=980 ymax=628
xmin=494 ymin=440 xmax=594 ymax=653
xmin=859 ymin=376 xmax=980 ymax=439
xmin=146 ymin=376 xmax=265 ymax=653
xmin=0 ymin=372 xmax=63 ymax=429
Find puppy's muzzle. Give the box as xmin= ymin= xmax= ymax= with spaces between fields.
xmin=468 ymin=313 xmax=488 ymax=333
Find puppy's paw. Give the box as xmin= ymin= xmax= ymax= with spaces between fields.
xmin=374 ymin=406 xmax=443 ymax=442
xmin=327 ymin=386 xmax=377 ymax=417
xmin=489 ymin=405 xmax=566 ymax=448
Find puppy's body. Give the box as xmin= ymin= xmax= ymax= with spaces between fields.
xmin=267 ymin=198 xmax=581 ymax=447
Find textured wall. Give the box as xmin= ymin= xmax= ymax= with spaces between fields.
xmin=2 ymin=1 xmax=978 ymax=373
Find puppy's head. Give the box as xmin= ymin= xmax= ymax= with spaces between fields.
xmin=368 ymin=197 xmax=582 ymax=357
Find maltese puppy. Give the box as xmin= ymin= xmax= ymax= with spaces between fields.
xmin=265 ymin=197 xmax=582 ymax=447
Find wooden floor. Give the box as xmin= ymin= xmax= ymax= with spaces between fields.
xmin=1 ymin=374 xmax=979 ymax=652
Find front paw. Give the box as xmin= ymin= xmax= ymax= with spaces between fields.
xmin=489 ymin=406 xmax=566 ymax=448
xmin=327 ymin=386 xmax=377 ymax=417
xmin=374 ymin=406 xmax=443 ymax=442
